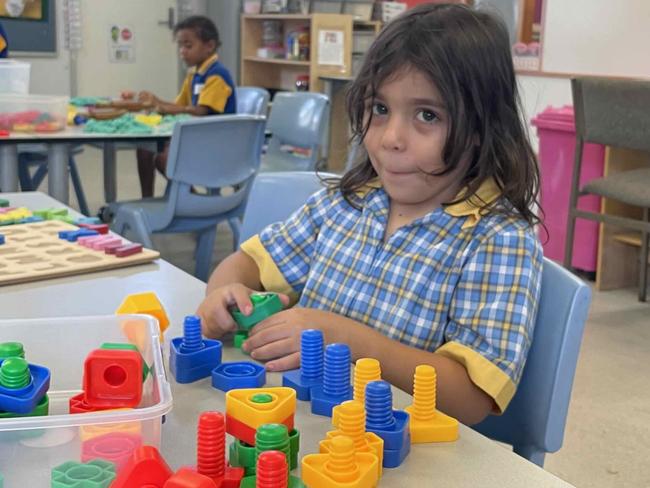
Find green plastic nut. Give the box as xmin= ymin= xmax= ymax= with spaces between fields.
xmin=51 ymin=459 xmax=116 ymax=488
xmin=231 ymin=293 xmax=283 ymax=330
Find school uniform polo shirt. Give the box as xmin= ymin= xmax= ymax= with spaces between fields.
xmin=241 ymin=178 xmax=543 ymax=412
xmin=175 ymin=54 xmax=236 ymax=114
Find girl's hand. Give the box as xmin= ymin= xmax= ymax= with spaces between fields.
xmin=138 ymin=91 xmax=158 ymax=106
xmin=197 ymin=285 xmax=290 ymax=339
xmin=243 ymin=308 xmax=337 ymax=372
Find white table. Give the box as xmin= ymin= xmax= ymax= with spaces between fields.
xmin=0 ymin=192 xmax=574 ymax=487
xmin=0 ymin=128 xmax=172 ymax=204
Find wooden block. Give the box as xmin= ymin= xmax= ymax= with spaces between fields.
xmin=115 ymin=244 xmax=143 ymax=257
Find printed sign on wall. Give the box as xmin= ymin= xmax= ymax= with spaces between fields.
xmin=109 ymin=24 xmax=135 ymax=63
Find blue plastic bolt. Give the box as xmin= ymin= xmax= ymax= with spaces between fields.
xmin=181 ymin=315 xmax=204 ymax=352
xmin=301 ymin=329 xmax=324 ymax=379
xmin=365 ymin=380 xmax=397 ymax=431
xmin=322 ymin=343 xmax=351 ymax=397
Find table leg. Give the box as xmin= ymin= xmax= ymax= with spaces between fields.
xmin=0 ymin=144 xmax=19 ymax=192
xmin=102 ymin=142 xmax=117 ymax=203
xmin=48 ymin=143 xmax=70 ymax=203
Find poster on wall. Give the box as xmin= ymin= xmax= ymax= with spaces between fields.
xmin=108 ymin=24 xmax=135 ymax=63
xmin=0 ymin=0 xmax=45 ymax=20
xmin=317 ymin=30 xmax=344 ymax=66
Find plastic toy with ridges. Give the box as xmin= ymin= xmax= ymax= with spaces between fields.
xmin=0 ymin=357 xmax=51 ymax=414
xmin=51 ymin=459 xmax=116 ymax=488
xmin=69 ymin=391 xmax=115 ymax=414
xmin=225 ymin=387 xmax=297 ymax=445
xmin=0 ymin=393 xmax=49 ymax=418
xmin=81 ymin=432 xmax=143 ymax=470
xmin=0 ymin=341 xmax=24 ymax=359
xmin=233 ymin=331 xmax=248 ymax=350
xmin=364 ymin=380 xmax=410 ymax=468
xmin=79 ymin=415 xmax=141 ymax=442
xmin=239 ymin=450 xmax=305 ymax=488
xmin=197 ymin=411 xmax=245 ymax=487
xmin=211 ymin=361 xmax=266 ymax=392
xmin=320 ymin=400 xmax=383 ymax=478
xmin=116 ymin=291 xmax=170 ymax=339
xmin=282 ymin=329 xmax=324 ymax=401
xmin=83 ymin=348 xmax=143 ymax=408
xmin=254 ymin=424 xmax=290 ymax=474
xmin=404 ymin=365 xmax=459 ymax=443
xmin=163 ymin=467 xmax=217 ymax=487
xmin=353 ymin=358 xmax=381 ymax=405
xmin=310 ymin=343 xmax=353 ymax=417
xmin=111 ymin=445 xmax=173 ymax=488
xmin=231 ymin=292 xmax=283 ymax=330
xmin=100 ymin=342 xmax=150 ymax=381
xmin=230 ymin=427 xmax=300 ymax=475
xmin=170 ymin=315 xmax=222 ymax=384
xmin=302 ymin=435 xmax=379 ymax=488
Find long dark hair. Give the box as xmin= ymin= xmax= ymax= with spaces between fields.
xmin=338 ymin=3 xmax=541 ymax=226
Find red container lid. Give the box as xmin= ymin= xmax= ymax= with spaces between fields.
xmin=530 ymin=105 xmax=575 ymax=132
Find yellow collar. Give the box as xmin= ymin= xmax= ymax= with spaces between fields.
xmin=194 ymin=53 xmax=218 ymax=75
xmin=357 ymin=177 xmax=501 ymax=228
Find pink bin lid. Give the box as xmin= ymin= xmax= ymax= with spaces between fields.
xmin=530 ymin=105 xmax=575 ymax=132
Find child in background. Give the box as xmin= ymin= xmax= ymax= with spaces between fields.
xmin=0 ymin=22 xmax=9 ymax=58
xmin=136 ymin=15 xmax=236 ymax=197
xmin=197 ymin=4 xmax=543 ymax=425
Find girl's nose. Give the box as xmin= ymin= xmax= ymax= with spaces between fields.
xmin=381 ymin=115 xmax=406 ymax=152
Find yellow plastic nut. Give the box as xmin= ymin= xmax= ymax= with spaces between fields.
xmin=116 ymin=292 xmax=170 ymax=340
xmin=225 ymin=387 xmax=296 ymax=430
xmin=302 ymin=436 xmax=378 ymax=488
xmin=404 ymin=365 xmax=459 ymax=443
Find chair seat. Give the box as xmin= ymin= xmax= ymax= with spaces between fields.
xmin=582 ymin=168 xmax=650 ymax=207
xmin=261 ymin=152 xmax=315 ymax=172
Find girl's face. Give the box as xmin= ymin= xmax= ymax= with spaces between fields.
xmin=363 ymin=66 xmax=470 ymax=218
xmin=176 ymin=29 xmax=214 ymax=68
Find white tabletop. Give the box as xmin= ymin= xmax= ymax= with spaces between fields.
xmin=0 ymin=192 xmax=573 ymax=487
xmin=0 ymin=125 xmax=173 ymax=143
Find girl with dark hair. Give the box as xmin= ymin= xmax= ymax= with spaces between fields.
xmin=198 ymin=4 xmax=543 ymax=425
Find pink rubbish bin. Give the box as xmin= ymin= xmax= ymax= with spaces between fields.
xmin=532 ymin=105 xmax=605 ymax=273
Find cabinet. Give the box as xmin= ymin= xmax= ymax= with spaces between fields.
xmin=240 ymin=14 xmax=354 ymax=93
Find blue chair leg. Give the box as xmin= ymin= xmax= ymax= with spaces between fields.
xmin=18 ymin=153 xmax=40 ymax=191
xmin=514 ymin=445 xmax=546 ymax=467
xmin=228 ymin=217 xmax=241 ymax=251
xmin=69 ymin=157 xmax=90 ymax=216
xmin=195 ymin=226 xmax=217 ymax=282
xmin=111 ymin=207 xmax=155 ymax=249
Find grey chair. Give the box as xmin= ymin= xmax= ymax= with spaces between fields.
xmin=565 ymin=77 xmax=650 ymax=301
xmin=236 ymin=86 xmax=270 ymax=116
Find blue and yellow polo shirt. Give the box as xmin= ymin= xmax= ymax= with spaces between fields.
xmin=0 ymin=23 xmax=8 ymax=58
xmin=175 ymin=54 xmax=236 ymax=114
xmin=241 ymin=178 xmax=543 ymax=413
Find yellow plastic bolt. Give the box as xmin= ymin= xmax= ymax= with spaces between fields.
xmin=324 ymin=436 xmax=361 ymax=483
xmin=352 ymin=358 xmax=381 ymax=405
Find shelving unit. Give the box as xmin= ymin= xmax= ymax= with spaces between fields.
xmin=240 ymin=13 xmax=354 ymax=93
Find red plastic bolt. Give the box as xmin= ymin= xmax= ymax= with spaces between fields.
xmin=197 ymin=411 xmax=226 ymax=480
xmin=256 ymin=450 xmax=288 ymax=488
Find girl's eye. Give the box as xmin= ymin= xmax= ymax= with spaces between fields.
xmin=372 ymin=102 xmax=388 ymax=116
xmin=416 ymin=109 xmax=438 ymax=123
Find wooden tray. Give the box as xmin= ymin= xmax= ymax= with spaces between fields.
xmin=0 ymin=221 xmax=159 ymax=286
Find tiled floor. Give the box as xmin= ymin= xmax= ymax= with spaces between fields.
xmin=36 ymin=146 xmax=650 ymax=487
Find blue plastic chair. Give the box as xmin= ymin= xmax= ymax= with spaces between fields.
xmin=261 ymin=92 xmax=330 ymax=172
xmin=473 ymin=258 xmax=592 ymax=466
xmin=111 ymin=115 xmax=266 ymax=281
xmin=236 ymin=86 xmax=270 ymax=116
xmin=238 ymin=171 xmax=338 ymax=246
xmin=18 ymin=144 xmax=90 ymax=216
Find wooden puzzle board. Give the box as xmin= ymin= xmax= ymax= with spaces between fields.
xmin=0 ymin=221 xmax=160 ymax=286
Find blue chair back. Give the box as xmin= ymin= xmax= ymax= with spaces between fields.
xmin=264 ymin=92 xmax=330 ymax=171
xmin=236 ymin=87 xmax=270 ymax=116
xmin=473 ymin=258 xmax=592 ymax=466
xmin=239 ymin=171 xmax=338 ymax=245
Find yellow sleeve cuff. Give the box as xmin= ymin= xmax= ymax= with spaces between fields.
xmin=240 ymin=235 xmax=299 ymax=302
xmin=436 ymin=341 xmax=516 ymax=414
xmin=198 ymin=75 xmax=232 ymax=113
xmin=0 ymin=36 xmax=6 ymax=53
xmin=175 ymin=76 xmax=191 ymax=106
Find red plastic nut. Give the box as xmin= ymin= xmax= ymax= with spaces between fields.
xmin=83 ymin=349 xmax=143 ymax=408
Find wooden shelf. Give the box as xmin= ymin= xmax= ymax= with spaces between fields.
xmin=242 ymin=14 xmax=311 ymax=20
xmin=243 ymin=56 xmax=310 ymax=67
xmin=613 ymin=232 xmax=642 ymax=247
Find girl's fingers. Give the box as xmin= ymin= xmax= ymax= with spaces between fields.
xmin=250 ymin=337 xmax=295 ymax=361
xmin=266 ymin=352 xmax=301 ymax=372
xmin=244 ymin=323 xmax=292 ymax=351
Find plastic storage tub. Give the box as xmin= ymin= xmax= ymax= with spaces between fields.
xmin=0 ymin=94 xmax=69 ymax=133
xmin=0 ymin=315 xmax=172 ymax=487
xmin=532 ymin=105 xmax=605 ymax=273
xmin=0 ymin=60 xmax=30 ymax=94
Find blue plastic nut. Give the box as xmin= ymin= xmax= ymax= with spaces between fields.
xmin=0 ymin=359 xmax=51 ymax=414
xmin=169 ymin=315 xmax=222 ymax=384
xmin=211 ymin=361 xmax=266 ymax=392
xmin=0 ymin=235 xmax=4 ymax=245
xmin=382 ymin=431 xmax=411 ymax=468
xmin=310 ymin=343 xmax=352 ymax=417
xmin=283 ymin=329 xmax=324 ymax=401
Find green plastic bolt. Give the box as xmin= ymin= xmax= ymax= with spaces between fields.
xmin=251 ymin=393 xmax=273 ymax=404
xmin=0 ymin=357 xmax=31 ymax=389
xmin=254 ymin=423 xmax=290 ymax=474
xmin=0 ymin=342 xmax=25 ymax=360
xmin=231 ymin=293 xmax=283 ymax=330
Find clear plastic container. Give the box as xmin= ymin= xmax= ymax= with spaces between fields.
xmin=0 ymin=60 xmax=31 ymax=95
xmin=0 ymin=315 xmax=172 ymax=487
xmin=0 ymin=94 xmax=69 ymax=133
